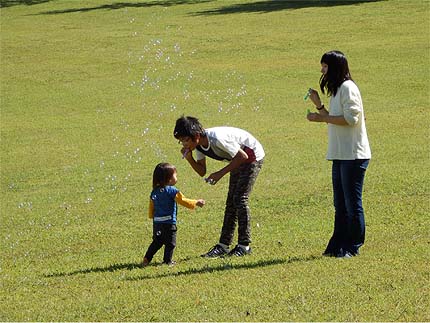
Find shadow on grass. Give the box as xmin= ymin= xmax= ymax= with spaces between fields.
xmin=126 ymin=255 xmax=320 ymax=281
xmin=44 ymin=255 xmax=320 ymax=278
xmin=0 ymin=0 xmax=50 ymax=8
xmin=12 ymin=0 xmax=386 ymax=14
xmin=45 ymin=262 xmax=143 ymax=277
xmin=28 ymin=0 xmax=214 ymax=15
xmin=192 ymin=0 xmax=386 ymax=15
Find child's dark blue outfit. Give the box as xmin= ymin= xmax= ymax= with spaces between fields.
xmin=144 ymin=185 xmax=198 ymax=264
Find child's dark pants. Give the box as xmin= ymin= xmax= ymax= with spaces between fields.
xmin=219 ymin=159 xmax=263 ymax=246
xmin=144 ymin=223 xmax=177 ymax=264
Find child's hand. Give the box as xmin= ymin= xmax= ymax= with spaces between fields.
xmin=196 ymin=199 xmax=205 ymax=207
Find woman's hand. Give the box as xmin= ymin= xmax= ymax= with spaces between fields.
xmin=309 ymin=88 xmax=322 ymax=108
xmin=307 ymin=112 xmax=326 ymax=123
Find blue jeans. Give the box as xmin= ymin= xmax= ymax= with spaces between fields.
xmin=324 ymin=159 xmax=370 ymax=257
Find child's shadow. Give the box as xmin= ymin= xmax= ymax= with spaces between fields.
xmin=44 ymin=256 xmax=199 ymax=277
xmin=44 ymin=262 xmax=143 ymax=277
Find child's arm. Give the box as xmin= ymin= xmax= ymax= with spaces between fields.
xmin=148 ymin=199 xmax=154 ymax=219
xmin=175 ymin=192 xmax=205 ymax=209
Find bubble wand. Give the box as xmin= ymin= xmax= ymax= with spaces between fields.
xmin=304 ymin=88 xmax=312 ymax=115
xmin=182 ymin=149 xmax=189 ymax=159
xmin=204 ymin=178 xmax=216 ymax=185
xmin=304 ymin=88 xmax=311 ymax=101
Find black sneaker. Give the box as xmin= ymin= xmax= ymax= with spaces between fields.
xmin=228 ymin=245 xmax=251 ymax=257
xmin=201 ymin=244 xmax=229 ymax=258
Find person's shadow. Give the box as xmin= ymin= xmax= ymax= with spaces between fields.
xmin=44 ymin=261 xmax=144 ymax=277
xmin=44 ymin=255 xmax=320 ymax=280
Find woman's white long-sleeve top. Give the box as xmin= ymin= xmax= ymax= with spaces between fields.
xmin=327 ymin=80 xmax=372 ymax=160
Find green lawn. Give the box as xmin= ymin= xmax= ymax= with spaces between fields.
xmin=1 ymin=0 xmax=429 ymax=321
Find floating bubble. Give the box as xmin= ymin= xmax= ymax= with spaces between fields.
xmin=18 ymin=202 xmax=32 ymax=210
xmin=152 ymin=39 xmax=162 ymax=46
xmin=183 ymin=90 xmax=190 ymax=100
xmin=155 ymin=49 xmax=164 ymax=60
xmin=141 ymin=74 xmax=149 ymax=84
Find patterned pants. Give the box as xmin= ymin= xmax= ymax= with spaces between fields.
xmin=219 ymin=159 xmax=263 ymax=246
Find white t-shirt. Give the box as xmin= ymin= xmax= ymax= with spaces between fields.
xmin=327 ymin=80 xmax=371 ymax=160
xmin=195 ymin=127 xmax=265 ymax=162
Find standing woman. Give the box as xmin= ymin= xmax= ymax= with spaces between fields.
xmin=307 ymin=50 xmax=371 ymax=258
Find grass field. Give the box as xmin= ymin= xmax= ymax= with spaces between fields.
xmin=1 ymin=0 xmax=429 ymax=321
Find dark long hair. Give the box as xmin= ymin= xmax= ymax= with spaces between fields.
xmin=319 ymin=50 xmax=353 ymax=97
xmin=173 ymin=115 xmax=205 ymax=140
xmin=152 ymin=163 xmax=176 ymax=189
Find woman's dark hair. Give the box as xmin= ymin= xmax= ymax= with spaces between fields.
xmin=319 ymin=50 xmax=353 ymax=97
xmin=153 ymin=163 xmax=176 ymax=189
xmin=173 ymin=115 xmax=205 ymax=140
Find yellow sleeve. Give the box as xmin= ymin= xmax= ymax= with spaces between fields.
xmin=148 ymin=199 xmax=154 ymax=219
xmin=175 ymin=192 xmax=197 ymax=209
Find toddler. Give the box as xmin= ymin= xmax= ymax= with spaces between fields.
xmin=142 ymin=162 xmax=205 ymax=266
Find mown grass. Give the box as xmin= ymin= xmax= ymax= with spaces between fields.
xmin=1 ymin=0 xmax=429 ymax=321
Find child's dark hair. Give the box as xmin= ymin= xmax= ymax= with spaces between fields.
xmin=319 ymin=50 xmax=353 ymax=97
xmin=153 ymin=163 xmax=176 ymax=189
xmin=173 ymin=115 xmax=205 ymax=140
